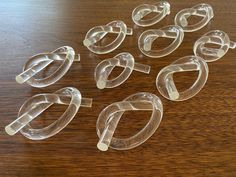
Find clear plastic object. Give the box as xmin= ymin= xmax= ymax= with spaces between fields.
xmin=95 ymin=52 xmax=151 ymax=89
xmin=5 ymin=87 xmax=92 ymax=140
xmin=16 ymin=46 xmax=80 ymax=88
xmin=83 ymin=20 xmax=133 ymax=54
xmin=132 ymin=1 xmax=170 ymax=27
xmin=156 ymin=55 xmax=208 ymax=101
xmin=138 ymin=25 xmax=184 ymax=58
xmin=174 ymin=3 xmax=214 ymax=32
xmin=96 ymin=92 xmax=163 ymax=151
xmin=194 ymin=30 xmax=236 ymax=62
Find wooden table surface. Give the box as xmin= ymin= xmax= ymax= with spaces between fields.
xmin=0 ymin=0 xmax=235 ymax=176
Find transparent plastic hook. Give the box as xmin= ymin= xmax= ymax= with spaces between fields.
xmin=132 ymin=1 xmax=170 ymax=27
xmin=156 ymin=55 xmax=209 ymax=101
xmin=174 ymin=3 xmax=214 ymax=32
xmin=96 ymin=92 xmax=163 ymax=151
xmin=138 ymin=25 xmax=184 ymax=58
xmin=16 ymin=46 xmax=80 ymax=88
xmin=83 ymin=20 xmax=133 ymax=54
xmin=94 ymin=52 xmax=151 ymax=89
xmin=5 ymin=87 xmax=92 ymax=140
xmin=194 ymin=30 xmax=236 ymax=62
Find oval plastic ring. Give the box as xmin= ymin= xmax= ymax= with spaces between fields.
xmin=156 ymin=55 xmax=209 ymax=101
xmin=83 ymin=20 xmax=133 ymax=54
xmin=132 ymin=1 xmax=170 ymax=27
xmin=5 ymin=87 xmax=93 ymax=140
xmin=94 ymin=52 xmax=151 ymax=89
xmin=16 ymin=46 xmax=80 ymax=88
xmin=174 ymin=3 xmax=214 ymax=32
xmin=138 ymin=25 xmax=184 ymax=58
xmin=96 ymin=92 xmax=163 ymax=151
xmin=194 ymin=30 xmax=236 ymax=62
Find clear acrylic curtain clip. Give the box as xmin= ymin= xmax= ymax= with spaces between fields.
xmin=16 ymin=46 xmax=80 ymax=88
xmin=132 ymin=1 xmax=170 ymax=27
xmin=96 ymin=92 xmax=163 ymax=151
xmin=5 ymin=87 xmax=92 ymax=140
xmin=83 ymin=20 xmax=133 ymax=54
xmin=95 ymin=52 xmax=151 ymax=89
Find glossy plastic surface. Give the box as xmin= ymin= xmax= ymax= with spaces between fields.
xmin=194 ymin=30 xmax=236 ymax=62
xmin=83 ymin=20 xmax=133 ymax=54
xmin=94 ymin=52 xmax=150 ymax=89
xmin=96 ymin=92 xmax=163 ymax=151
xmin=16 ymin=46 xmax=80 ymax=88
xmin=132 ymin=1 xmax=170 ymax=27
xmin=156 ymin=55 xmax=208 ymax=101
xmin=5 ymin=87 xmax=92 ymax=140
xmin=174 ymin=3 xmax=214 ymax=32
xmin=138 ymin=25 xmax=184 ymax=58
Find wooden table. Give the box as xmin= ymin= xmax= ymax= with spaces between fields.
xmin=0 ymin=0 xmax=235 ymax=176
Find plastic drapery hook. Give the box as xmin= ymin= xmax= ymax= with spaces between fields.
xmin=156 ymin=56 xmax=209 ymax=101
xmin=5 ymin=87 xmax=92 ymax=140
xmin=94 ymin=52 xmax=151 ymax=89
xmin=96 ymin=92 xmax=163 ymax=151
xmin=83 ymin=20 xmax=133 ymax=54
xmin=175 ymin=3 xmax=214 ymax=32
xmin=138 ymin=25 xmax=184 ymax=58
xmin=132 ymin=1 xmax=170 ymax=27
xmin=16 ymin=46 xmax=80 ymax=88
xmin=194 ymin=30 xmax=236 ymax=62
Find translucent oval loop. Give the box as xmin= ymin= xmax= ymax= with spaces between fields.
xmin=94 ymin=52 xmax=151 ymax=89
xmin=194 ymin=30 xmax=236 ymax=62
xmin=132 ymin=1 xmax=170 ymax=27
xmin=138 ymin=25 xmax=184 ymax=58
xmin=156 ymin=55 xmax=209 ymax=101
xmin=16 ymin=46 xmax=80 ymax=88
xmin=83 ymin=20 xmax=133 ymax=54
xmin=96 ymin=92 xmax=163 ymax=151
xmin=174 ymin=3 xmax=214 ymax=32
xmin=5 ymin=87 xmax=93 ymax=140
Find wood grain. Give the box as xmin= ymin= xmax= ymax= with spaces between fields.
xmin=0 ymin=0 xmax=235 ymax=176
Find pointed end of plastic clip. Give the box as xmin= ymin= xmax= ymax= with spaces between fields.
xmin=83 ymin=39 xmax=92 ymax=47
xmin=15 ymin=75 xmax=25 ymax=84
xmin=97 ymin=80 xmax=106 ymax=89
xmin=74 ymin=54 xmax=80 ymax=62
xmin=169 ymin=91 xmax=179 ymax=100
xmin=97 ymin=142 xmax=109 ymax=151
xmin=5 ymin=126 xmax=16 ymax=136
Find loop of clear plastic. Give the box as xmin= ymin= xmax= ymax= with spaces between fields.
xmin=5 ymin=87 xmax=92 ymax=140
xmin=94 ymin=52 xmax=151 ymax=89
xmin=96 ymin=92 xmax=163 ymax=151
xmin=174 ymin=3 xmax=214 ymax=32
xmin=194 ymin=30 xmax=236 ymax=62
xmin=138 ymin=25 xmax=184 ymax=58
xmin=156 ymin=55 xmax=209 ymax=101
xmin=16 ymin=46 xmax=79 ymax=88
xmin=83 ymin=20 xmax=133 ymax=54
xmin=132 ymin=1 xmax=170 ymax=27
